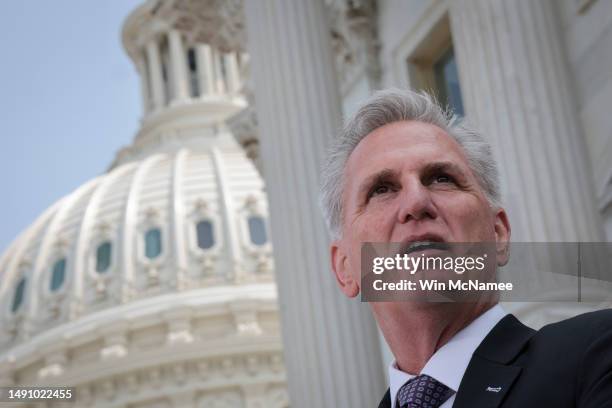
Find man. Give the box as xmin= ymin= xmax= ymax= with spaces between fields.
xmin=319 ymin=89 xmax=612 ymax=407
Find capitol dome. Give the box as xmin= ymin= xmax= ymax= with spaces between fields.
xmin=0 ymin=1 xmax=288 ymax=407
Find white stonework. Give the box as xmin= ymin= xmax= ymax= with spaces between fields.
xmin=244 ymin=1 xmax=387 ymax=408
xmin=449 ymin=0 xmax=602 ymax=242
xmin=1 ymin=1 xmax=611 ymax=407
xmin=0 ymin=2 xmax=287 ymax=407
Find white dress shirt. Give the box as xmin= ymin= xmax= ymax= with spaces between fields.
xmin=388 ymin=304 xmax=507 ymax=408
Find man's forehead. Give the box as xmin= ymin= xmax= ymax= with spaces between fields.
xmin=346 ymin=121 xmax=464 ymax=173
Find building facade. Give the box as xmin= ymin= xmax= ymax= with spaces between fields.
xmin=241 ymin=0 xmax=612 ymax=407
xmin=1 ymin=0 xmax=611 ymax=407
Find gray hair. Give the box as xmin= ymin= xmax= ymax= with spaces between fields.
xmin=319 ymin=88 xmax=501 ymax=239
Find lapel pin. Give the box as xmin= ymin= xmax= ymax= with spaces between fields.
xmin=486 ymin=386 xmax=502 ymax=393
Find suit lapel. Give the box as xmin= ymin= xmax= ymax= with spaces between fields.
xmin=452 ymin=355 xmax=522 ymax=408
xmin=378 ymin=389 xmax=391 ymax=408
xmin=453 ymin=314 xmax=535 ymax=408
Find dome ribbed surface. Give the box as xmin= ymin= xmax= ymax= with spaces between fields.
xmin=0 ymin=136 xmax=273 ymax=344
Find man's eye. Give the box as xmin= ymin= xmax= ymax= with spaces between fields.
xmin=433 ymin=174 xmax=455 ymax=184
xmin=370 ymin=184 xmax=392 ymax=197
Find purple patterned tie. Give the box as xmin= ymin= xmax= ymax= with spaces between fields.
xmin=396 ymin=374 xmax=454 ymax=408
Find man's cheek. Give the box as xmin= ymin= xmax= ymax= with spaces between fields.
xmin=368 ymin=210 xmax=395 ymax=234
xmin=359 ymin=222 xmax=386 ymax=241
xmin=454 ymin=200 xmax=486 ymax=223
xmin=464 ymin=210 xmax=495 ymax=240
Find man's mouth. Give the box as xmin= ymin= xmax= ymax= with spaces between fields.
xmin=400 ymin=238 xmax=449 ymax=256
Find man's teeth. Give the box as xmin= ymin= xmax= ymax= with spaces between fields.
xmin=404 ymin=241 xmax=447 ymax=254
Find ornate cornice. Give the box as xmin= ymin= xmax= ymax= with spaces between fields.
xmin=328 ymin=0 xmax=381 ymax=92
xmin=1 ymin=295 xmax=287 ymax=404
xmin=71 ymin=352 xmax=286 ymax=407
xmin=152 ymin=0 xmax=246 ymax=52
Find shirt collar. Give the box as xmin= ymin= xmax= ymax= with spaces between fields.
xmin=388 ymin=304 xmax=507 ymax=408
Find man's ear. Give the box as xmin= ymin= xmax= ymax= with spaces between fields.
xmin=493 ymin=207 xmax=511 ymax=266
xmin=330 ymin=240 xmax=359 ymax=298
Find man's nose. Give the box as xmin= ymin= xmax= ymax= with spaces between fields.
xmin=397 ymin=180 xmax=437 ymax=223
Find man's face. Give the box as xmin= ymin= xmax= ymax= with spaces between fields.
xmin=330 ymin=121 xmax=510 ymax=297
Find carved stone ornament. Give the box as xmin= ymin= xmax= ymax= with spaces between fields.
xmin=152 ymin=0 xmax=246 ymax=52
xmin=328 ymin=0 xmax=381 ymax=90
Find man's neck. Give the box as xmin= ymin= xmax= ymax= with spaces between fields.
xmin=376 ymin=301 xmax=496 ymax=374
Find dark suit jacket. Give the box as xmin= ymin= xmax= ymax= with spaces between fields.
xmin=378 ymin=309 xmax=612 ymax=408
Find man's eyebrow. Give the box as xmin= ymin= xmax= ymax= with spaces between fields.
xmin=357 ymin=168 xmax=398 ymax=197
xmin=355 ymin=162 xmax=469 ymax=196
xmin=421 ymin=161 xmax=468 ymax=179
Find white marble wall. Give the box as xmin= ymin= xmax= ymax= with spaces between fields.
xmin=558 ymin=0 xmax=612 ymax=240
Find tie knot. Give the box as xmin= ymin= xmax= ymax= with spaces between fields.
xmin=396 ymin=374 xmax=454 ymax=408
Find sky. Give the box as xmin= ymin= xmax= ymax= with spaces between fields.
xmin=0 ymin=1 xmax=145 ymax=252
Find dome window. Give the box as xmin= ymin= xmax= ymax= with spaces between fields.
xmin=50 ymin=258 xmax=66 ymax=292
xmin=145 ymin=228 xmax=162 ymax=259
xmin=196 ymin=220 xmax=215 ymax=250
xmin=11 ymin=277 xmax=26 ymax=313
xmin=187 ymin=47 xmax=200 ymax=97
xmin=96 ymin=241 xmax=112 ymax=273
xmin=248 ymin=215 xmax=268 ymax=246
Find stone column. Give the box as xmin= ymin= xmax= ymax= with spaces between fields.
xmin=135 ymin=56 xmax=150 ymax=113
xmin=449 ymin=0 xmax=608 ymax=329
xmin=224 ymin=53 xmax=241 ymax=93
xmin=145 ymin=40 xmax=165 ymax=110
xmin=244 ymin=1 xmax=385 ymax=407
xmin=168 ymin=29 xmax=189 ymax=102
xmin=449 ymin=0 xmax=603 ymax=242
xmin=196 ymin=44 xmax=215 ymax=95
xmin=211 ymin=48 xmax=226 ymax=94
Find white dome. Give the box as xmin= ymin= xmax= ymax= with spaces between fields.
xmin=0 ymin=2 xmax=289 ymax=405
xmin=0 ymin=124 xmax=288 ymax=407
xmin=0 ymin=133 xmax=273 ymax=327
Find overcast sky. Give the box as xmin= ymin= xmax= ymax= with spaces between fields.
xmin=0 ymin=1 xmax=145 ymax=252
